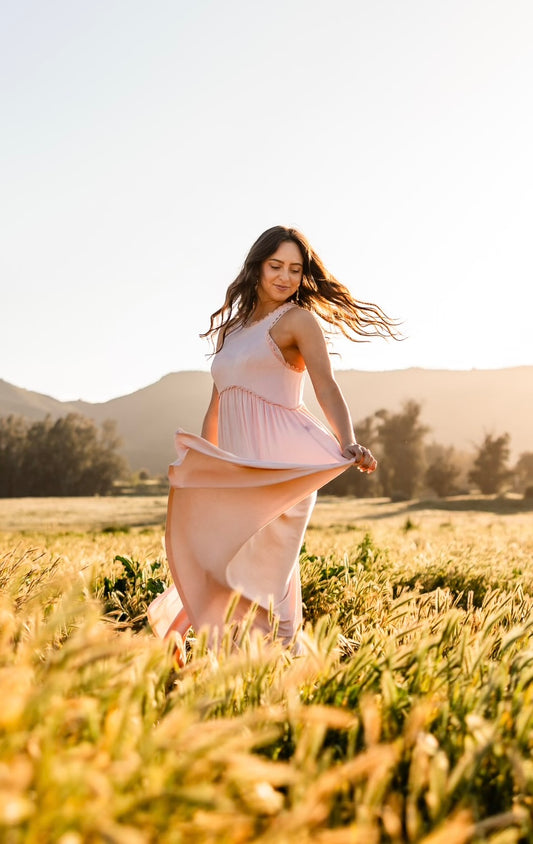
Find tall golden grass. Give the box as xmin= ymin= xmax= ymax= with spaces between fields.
xmin=1 ymin=496 xmax=533 ymax=842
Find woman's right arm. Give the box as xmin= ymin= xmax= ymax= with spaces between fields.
xmin=201 ymin=383 xmax=219 ymax=445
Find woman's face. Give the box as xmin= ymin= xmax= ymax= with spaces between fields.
xmin=257 ymin=241 xmax=303 ymax=305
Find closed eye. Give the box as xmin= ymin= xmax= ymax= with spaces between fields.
xmin=269 ymin=262 xmax=302 ymax=273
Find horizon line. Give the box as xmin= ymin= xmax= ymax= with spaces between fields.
xmin=2 ymin=362 xmax=533 ymax=406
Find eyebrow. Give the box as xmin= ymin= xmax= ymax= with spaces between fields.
xmin=270 ymin=259 xmax=303 ymax=267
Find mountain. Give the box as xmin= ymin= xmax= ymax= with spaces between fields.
xmin=1 ymin=367 xmax=532 ymax=474
xmin=0 ymin=379 xmax=82 ymax=419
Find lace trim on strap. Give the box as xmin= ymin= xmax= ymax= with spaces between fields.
xmin=267 ymin=303 xmax=305 ymax=373
xmin=219 ymin=384 xmax=303 ymax=412
xmin=268 ymin=301 xmax=298 ymax=328
xmin=242 ymin=302 xmax=296 ymax=330
xmin=266 ymin=332 xmax=305 ymax=373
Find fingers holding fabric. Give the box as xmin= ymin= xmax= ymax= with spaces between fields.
xmin=341 ymin=442 xmax=378 ymax=473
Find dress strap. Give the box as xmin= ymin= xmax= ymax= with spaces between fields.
xmin=268 ymin=302 xmax=298 ymax=329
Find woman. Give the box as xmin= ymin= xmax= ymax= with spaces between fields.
xmin=148 ymin=226 xmax=398 ymax=655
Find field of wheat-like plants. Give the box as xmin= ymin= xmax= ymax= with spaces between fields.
xmin=1 ymin=495 xmax=533 ymax=843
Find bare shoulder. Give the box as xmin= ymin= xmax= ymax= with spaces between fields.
xmin=280 ymin=305 xmax=322 ymax=335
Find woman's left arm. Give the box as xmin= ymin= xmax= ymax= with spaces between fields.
xmin=288 ymin=310 xmax=377 ymax=472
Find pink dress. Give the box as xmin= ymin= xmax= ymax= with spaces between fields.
xmin=147 ymin=302 xmax=354 ymax=647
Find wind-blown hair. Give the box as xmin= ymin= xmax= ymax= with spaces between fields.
xmin=201 ymin=225 xmax=400 ymax=351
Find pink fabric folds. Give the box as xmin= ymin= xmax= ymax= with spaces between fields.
xmin=147 ymin=302 xmax=355 ymax=646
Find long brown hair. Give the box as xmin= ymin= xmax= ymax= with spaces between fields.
xmin=201 ymin=225 xmax=400 ymax=351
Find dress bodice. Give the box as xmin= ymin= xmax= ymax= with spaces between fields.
xmin=211 ymin=302 xmax=305 ymax=409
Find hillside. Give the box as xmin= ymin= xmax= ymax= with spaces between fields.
xmin=1 ymin=367 xmax=532 ymax=474
xmin=0 ymin=379 xmax=82 ymax=419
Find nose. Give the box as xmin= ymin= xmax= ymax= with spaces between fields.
xmin=280 ymin=266 xmax=290 ymax=282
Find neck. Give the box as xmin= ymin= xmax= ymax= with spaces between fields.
xmin=252 ymin=299 xmax=293 ymax=320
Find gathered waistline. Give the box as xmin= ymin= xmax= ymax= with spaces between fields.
xmin=219 ymin=384 xmax=303 ymax=412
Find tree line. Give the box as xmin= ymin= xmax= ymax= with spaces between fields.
xmin=322 ymin=400 xmax=533 ymax=499
xmin=1 ymin=403 xmax=532 ymax=499
xmin=0 ymin=414 xmax=127 ymax=497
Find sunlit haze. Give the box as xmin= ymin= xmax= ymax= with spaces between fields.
xmin=2 ymin=0 xmax=532 ymax=403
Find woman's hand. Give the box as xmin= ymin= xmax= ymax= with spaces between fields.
xmin=342 ymin=442 xmax=377 ymax=473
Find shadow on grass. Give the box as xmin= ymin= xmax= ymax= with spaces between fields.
xmin=368 ymin=494 xmax=533 ymax=518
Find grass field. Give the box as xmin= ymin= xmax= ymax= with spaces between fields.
xmin=1 ymin=495 xmax=533 ymax=842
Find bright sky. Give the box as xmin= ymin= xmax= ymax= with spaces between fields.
xmin=2 ymin=0 xmax=532 ymax=403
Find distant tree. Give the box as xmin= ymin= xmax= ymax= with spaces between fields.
xmin=0 ymin=415 xmax=28 ymax=497
xmin=513 ymin=451 xmax=533 ymax=493
xmin=374 ymin=400 xmax=429 ymax=499
xmin=425 ymin=444 xmax=461 ymax=498
xmin=0 ymin=413 xmax=128 ymax=497
xmin=468 ymin=433 xmax=512 ymax=495
xmin=15 ymin=417 xmax=51 ymax=496
xmin=45 ymin=415 xmax=101 ymax=495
